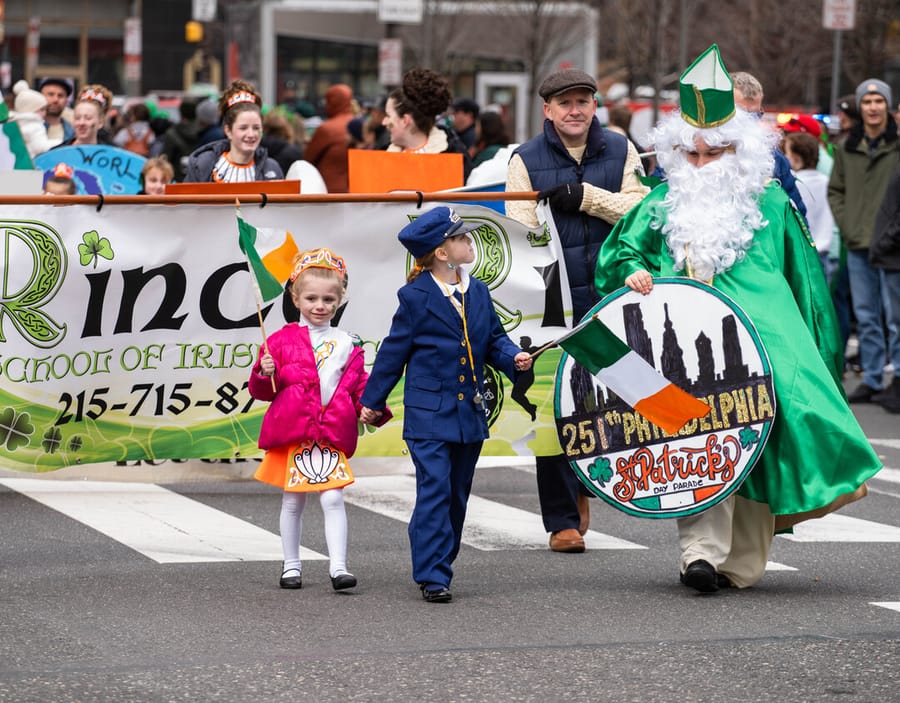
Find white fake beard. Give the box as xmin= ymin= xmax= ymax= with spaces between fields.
xmin=652 ymin=152 xmax=767 ymax=282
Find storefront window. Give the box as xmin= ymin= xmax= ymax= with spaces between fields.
xmin=276 ymin=35 xmax=524 ymax=117
xmin=276 ymin=37 xmax=378 ymax=114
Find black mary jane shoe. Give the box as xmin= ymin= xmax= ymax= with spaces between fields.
xmin=422 ymin=586 xmax=452 ymax=603
xmin=279 ymin=569 xmax=303 ymax=589
xmin=331 ymin=573 xmax=357 ymax=591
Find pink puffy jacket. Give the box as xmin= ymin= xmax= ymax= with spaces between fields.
xmin=248 ymin=323 xmax=389 ymax=455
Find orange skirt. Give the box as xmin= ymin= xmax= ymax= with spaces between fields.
xmin=254 ymin=440 xmax=354 ymax=493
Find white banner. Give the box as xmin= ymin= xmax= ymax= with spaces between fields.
xmin=0 ymin=200 xmax=572 ymax=472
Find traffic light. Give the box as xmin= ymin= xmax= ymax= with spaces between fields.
xmin=185 ymin=21 xmax=203 ymax=43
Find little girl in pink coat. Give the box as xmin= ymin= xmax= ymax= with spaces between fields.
xmin=249 ymin=247 xmax=390 ymax=591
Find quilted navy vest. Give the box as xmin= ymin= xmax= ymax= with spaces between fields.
xmin=515 ymin=117 xmax=627 ymax=321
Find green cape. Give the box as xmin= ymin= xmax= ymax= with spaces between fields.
xmin=594 ymin=183 xmax=881 ymax=515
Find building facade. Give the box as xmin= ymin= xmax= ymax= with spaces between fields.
xmin=2 ymin=0 xmax=598 ymax=139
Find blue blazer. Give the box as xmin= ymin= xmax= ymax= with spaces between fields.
xmin=360 ymin=273 xmax=521 ymax=443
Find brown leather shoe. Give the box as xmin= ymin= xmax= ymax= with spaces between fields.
xmin=549 ymin=528 xmax=585 ymax=553
xmin=577 ymin=494 xmax=590 ymax=535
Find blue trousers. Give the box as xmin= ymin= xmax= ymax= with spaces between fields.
xmin=406 ymin=439 xmax=482 ymax=589
xmin=847 ymin=249 xmax=900 ymax=388
xmin=884 ymin=269 xmax=900 ymax=369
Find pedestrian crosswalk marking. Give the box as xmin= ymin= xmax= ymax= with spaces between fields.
xmin=870 ymin=438 xmax=900 ymax=450
xmin=0 ymin=478 xmax=327 ymax=564
xmin=870 ymin=602 xmax=900 ymax=613
xmin=777 ymin=513 xmax=900 ymax=543
xmin=765 ymin=561 xmax=797 ymax=572
xmin=873 ymin=467 xmax=900 ymax=484
xmin=345 ymin=475 xmax=646 ymax=551
xmin=6 ymin=476 xmax=899 ymax=565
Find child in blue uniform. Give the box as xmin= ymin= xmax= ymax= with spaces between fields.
xmin=360 ymin=206 xmax=532 ymax=603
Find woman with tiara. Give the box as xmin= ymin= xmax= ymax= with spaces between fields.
xmin=53 ymin=84 xmax=115 ymax=148
xmin=184 ymin=80 xmax=283 ymax=183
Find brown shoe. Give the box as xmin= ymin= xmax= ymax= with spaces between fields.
xmin=549 ymin=528 xmax=585 ymax=553
xmin=577 ymin=494 xmax=590 ymax=535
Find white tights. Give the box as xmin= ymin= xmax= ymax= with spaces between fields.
xmin=280 ymin=488 xmax=349 ymax=577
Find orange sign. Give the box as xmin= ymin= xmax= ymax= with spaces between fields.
xmin=165 ymin=180 xmax=301 ymax=196
xmin=348 ymin=149 xmax=464 ymax=193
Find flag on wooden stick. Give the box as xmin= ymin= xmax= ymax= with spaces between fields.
xmin=236 ymin=211 xmax=299 ymax=303
xmin=558 ymin=314 xmax=711 ymax=434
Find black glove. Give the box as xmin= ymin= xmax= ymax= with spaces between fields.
xmin=537 ymin=183 xmax=584 ymax=213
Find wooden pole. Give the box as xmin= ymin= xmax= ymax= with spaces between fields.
xmin=0 ymin=191 xmax=539 ymax=206
xmin=237 ymin=196 xmax=276 ymax=393
xmin=527 ymin=339 xmax=559 ymax=360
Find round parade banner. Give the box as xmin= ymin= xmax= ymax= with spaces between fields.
xmin=553 ymin=278 xmax=775 ymax=519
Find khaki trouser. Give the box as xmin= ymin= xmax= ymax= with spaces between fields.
xmin=772 ymin=484 xmax=868 ymax=532
xmin=677 ymin=495 xmax=775 ymax=588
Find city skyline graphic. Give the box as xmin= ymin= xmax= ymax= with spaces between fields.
xmin=567 ymin=300 xmax=772 ymax=444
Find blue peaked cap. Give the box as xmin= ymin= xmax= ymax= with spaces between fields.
xmin=398 ymin=206 xmax=478 ymax=258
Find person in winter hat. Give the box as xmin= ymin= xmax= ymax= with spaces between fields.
xmin=11 ymin=79 xmax=50 ymax=158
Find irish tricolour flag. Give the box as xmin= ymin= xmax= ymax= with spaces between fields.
xmin=558 ymin=314 xmax=710 ymax=434
xmin=236 ymin=213 xmax=299 ymax=303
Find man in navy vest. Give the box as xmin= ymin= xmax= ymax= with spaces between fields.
xmin=506 ymin=68 xmax=649 ymax=553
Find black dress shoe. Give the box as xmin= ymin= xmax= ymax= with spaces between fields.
xmin=717 ymin=573 xmax=735 ymax=589
xmin=279 ymin=569 xmax=302 ymax=589
xmin=847 ymin=383 xmax=879 ymax=403
xmin=422 ymin=587 xmax=452 ymax=603
xmin=331 ymin=573 xmax=357 ymax=591
xmin=680 ymin=559 xmax=719 ymax=593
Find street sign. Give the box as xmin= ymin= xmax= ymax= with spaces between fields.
xmin=379 ymin=38 xmax=403 ymax=87
xmin=192 ymin=0 xmax=217 ymax=23
xmin=823 ymin=0 xmax=855 ymax=30
xmin=124 ymin=17 xmax=142 ymax=84
xmin=26 ymin=16 xmax=39 ymax=74
xmin=377 ymin=0 xmax=423 ymax=24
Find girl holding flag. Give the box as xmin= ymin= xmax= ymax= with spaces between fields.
xmin=248 ymin=248 xmax=389 ymax=591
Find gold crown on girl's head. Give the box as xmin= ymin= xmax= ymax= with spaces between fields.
xmin=79 ymin=88 xmax=108 ymax=107
xmin=289 ymin=248 xmax=347 ymax=282
xmin=226 ymin=90 xmax=258 ymax=108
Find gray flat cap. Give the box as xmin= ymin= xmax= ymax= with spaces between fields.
xmin=539 ymin=69 xmax=597 ymax=100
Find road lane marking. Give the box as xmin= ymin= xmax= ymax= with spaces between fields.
xmin=0 ymin=478 xmax=326 ymax=564
xmin=777 ymin=513 xmax=900 ymax=543
xmin=344 ymin=475 xmax=647 ymax=550
xmin=870 ymin=602 xmax=900 ymax=613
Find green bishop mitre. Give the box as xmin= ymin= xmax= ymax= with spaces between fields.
xmin=679 ymin=44 xmax=735 ymax=128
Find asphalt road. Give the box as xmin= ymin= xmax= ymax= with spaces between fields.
xmin=1 ymin=398 xmax=898 ymax=702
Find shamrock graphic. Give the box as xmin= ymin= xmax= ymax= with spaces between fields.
xmin=0 ymin=408 xmax=34 ymax=451
xmin=42 ymin=426 xmax=63 ymax=453
xmin=78 ymin=230 xmax=114 ymax=268
xmin=68 ymin=436 xmax=83 ymax=452
xmin=588 ymin=456 xmax=613 ymax=486
xmin=739 ymin=426 xmax=760 ymax=449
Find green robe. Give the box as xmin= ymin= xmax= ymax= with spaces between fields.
xmin=594 ymin=182 xmax=881 ymax=515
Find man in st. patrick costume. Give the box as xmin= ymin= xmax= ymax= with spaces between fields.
xmin=594 ymin=45 xmax=881 ymax=592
